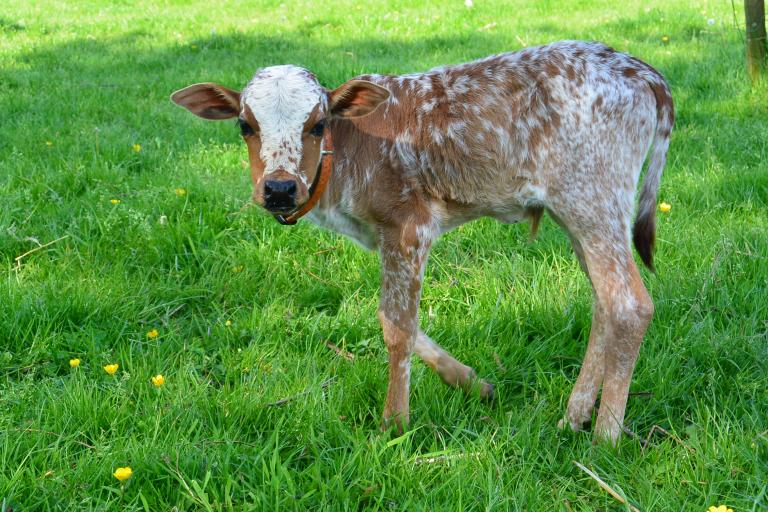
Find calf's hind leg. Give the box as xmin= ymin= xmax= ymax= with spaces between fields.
xmin=414 ymin=329 xmax=494 ymax=400
xmin=558 ymin=236 xmax=609 ymax=432
xmin=575 ymin=235 xmax=654 ymax=445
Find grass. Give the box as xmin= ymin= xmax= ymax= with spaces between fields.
xmin=1 ymin=0 xmax=766 ymax=509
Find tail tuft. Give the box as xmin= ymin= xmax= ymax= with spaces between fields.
xmin=632 ymin=215 xmax=656 ymax=273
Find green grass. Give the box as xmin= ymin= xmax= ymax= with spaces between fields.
xmin=1 ymin=0 xmax=766 ymax=509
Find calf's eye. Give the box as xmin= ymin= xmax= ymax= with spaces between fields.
xmin=309 ymin=120 xmax=325 ymax=137
xmin=237 ymin=118 xmax=255 ymax=137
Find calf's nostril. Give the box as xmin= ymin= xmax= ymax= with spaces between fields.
xmin=263 ymin=180 xmax=297 ymax=210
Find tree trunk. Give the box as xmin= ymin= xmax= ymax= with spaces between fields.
xmin=745 ymin=0 xmax=767 ymax=80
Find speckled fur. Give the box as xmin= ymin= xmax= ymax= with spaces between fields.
xmin=172 ymin=40 xmax=674 ymax=445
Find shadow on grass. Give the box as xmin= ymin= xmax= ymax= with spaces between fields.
xmin=1 ymin=13 xmax=764 ymax=182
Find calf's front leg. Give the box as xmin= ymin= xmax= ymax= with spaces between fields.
xmin=377 ymin=222 xmax=432 ymax=433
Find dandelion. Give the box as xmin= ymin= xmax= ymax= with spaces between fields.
xmin=232 ymin=265 xmax=244 ymax=273
xmin=174 ymin=188 xmax=187 ymax=196
xmin=225 ymin=320 xmax=232 ymax=327
xmin=151 ymin=374 xmax=165 ymax=387
xmin=147 ymin=328 xmax=159 ymax=339
xmin=464 ymin=0 xmax=473 ymax=7
xmin=661 ymin=35 xmax=670 ymax=44
xmin=158 ymin=215 xmax=168 ymax=225
xmin=707 ymin=18 xmax=715 ymax=26
xmin=113 ymin=466 xmax=133 ymax=482
xmin=708 ymin=506 xmax=734 ymax=512
xmin=132 ymin=143 xmax=142 ymax=153
xmin=103 ymin=364 xmax=119 ymax=375
xmin=110 ymin=199 xmax=121 ymax=205
xmin=69 ymin=358 xmax=81 ymax=368
xmin=659 ymin=202 xmax=672 ymax=213
xmin=45 ymin=141 xmax=53 ymax=146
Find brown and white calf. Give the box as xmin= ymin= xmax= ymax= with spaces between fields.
xmin=171 ymin=40 xmax=673 ymax=444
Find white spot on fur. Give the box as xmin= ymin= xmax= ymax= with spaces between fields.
xmin=419 ymin=99 xmax=437 ymax=114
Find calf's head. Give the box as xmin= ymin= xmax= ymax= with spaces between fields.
xmin=171 ymin=66 xmax=389 ymax=215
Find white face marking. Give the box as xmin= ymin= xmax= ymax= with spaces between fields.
xmin=241 ymin=65 xmax=327 ymax=179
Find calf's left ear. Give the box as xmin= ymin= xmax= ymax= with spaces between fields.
xmin=329 ymin=80 xmax=390 ymax=118
xmin=170 ymin=83 xmax=241 ymax=120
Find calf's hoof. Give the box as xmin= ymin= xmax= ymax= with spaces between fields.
xmin=380 ymin=413 xmax=407 ymax=435
xmin=592 ymin=416 xmax=622 ymax=447
xmin=479 ymin=380 xmax=495 ymax=402
xmin=557 ymin=414 xmax=592 ymax=433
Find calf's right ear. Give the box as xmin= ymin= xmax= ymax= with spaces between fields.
xmin=170 ymin=83 xmax=241 ymax=120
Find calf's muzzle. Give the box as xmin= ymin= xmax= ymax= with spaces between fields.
xmin=263 ymin=179 xmax=297 ymax=212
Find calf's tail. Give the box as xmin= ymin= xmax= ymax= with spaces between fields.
xmin=633 ymin=69 xmax=675 ymax=272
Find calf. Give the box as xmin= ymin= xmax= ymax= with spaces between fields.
xmin=171 ymin=40 xmax=674 ymax=444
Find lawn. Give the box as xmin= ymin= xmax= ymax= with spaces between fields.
xmin=1 ymin=0 xmax=766 ymax=510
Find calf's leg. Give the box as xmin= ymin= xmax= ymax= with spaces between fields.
xmin=558 ymin=236 xmax=608 ymax=431
xmin=377 ymin=221 xmax=432 ymax=433
xmin=414 ymin=329 xmax=494 ymax=400
xmin=585 ymin=249 xmax=653 ymax=444
xmin=551 ymin=209 xmax=653 ymax=444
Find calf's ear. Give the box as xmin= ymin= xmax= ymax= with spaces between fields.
xmin=329 ymin=80 xmax=390 ymax=118
xmin=170 ymin=83 xmax=241 ymax=120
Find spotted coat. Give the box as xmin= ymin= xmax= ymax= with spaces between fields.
xmin=171 ymin=40 xmax=674 ymax=445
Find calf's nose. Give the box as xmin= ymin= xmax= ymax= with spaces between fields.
xmin=264 ymin=179 xmax=297 ymax=210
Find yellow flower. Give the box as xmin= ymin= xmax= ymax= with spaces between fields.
xmin=659 ymin=202 xmax=672 ymax=213
xmin=151 ymin=374 xmax=165 ymax=387
xmin=661 ymin=35 xmax=670 ymax=44
xmin=110 ymin=199 xmax=121 ymax=205
xmin=132 ymin=143 xmax=141 ymax=153
xmin=45 ymin=141 xmax=53 ymax=146
xmin=147 ymin=328 xmax=159 ymax=339
xmin=225 ymin=320 xmax=232 ymax=327
xmin=113 ymin=466 xmax=133 ymax=482
xmin=103 ymin=364 xmax=119 ymax=375
xmin=174 ymin=188 xmax=187 ymax=196
xmin=232 ymin=265 xmax=244 ymax=273
xmin=708 ymin=506 xmax=734 ymax=512
xmin=69 ymin=358 xmax=81 ymax=368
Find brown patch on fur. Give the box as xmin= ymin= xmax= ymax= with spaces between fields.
xmin=622 ymin=67 xmax=638 ymax=78
xmin=544 ymin=60 xmax=561 ymax=78
xmin=591 ymin=96 xmax=604 ymax=114
xmin=242 ymin=106 xmax=260 ymax=132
